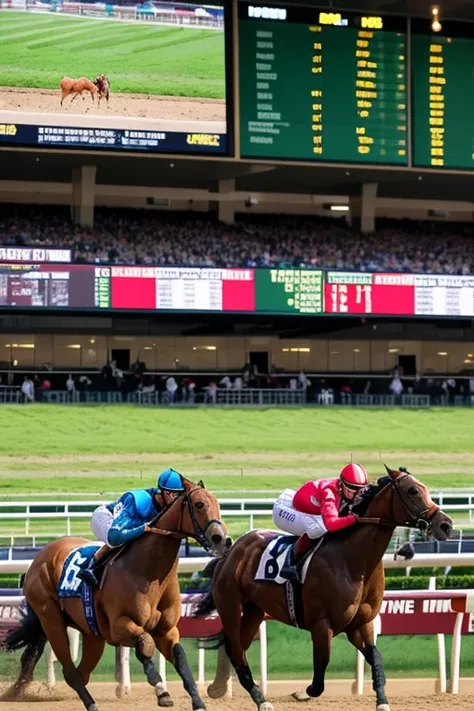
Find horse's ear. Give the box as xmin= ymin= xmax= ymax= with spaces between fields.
xmin=384 ymin=463 xmax=398 ymax=479
xmin=197 ymin=479 xmax=205 ymax=489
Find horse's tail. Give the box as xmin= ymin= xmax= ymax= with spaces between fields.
xmin=2 ymin=603 xmax=45 ymax=653
xmin=193 ymin=556 xmax=221 ymax=618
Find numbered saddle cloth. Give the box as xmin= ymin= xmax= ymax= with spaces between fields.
xmin=57 ymin=544 xmax=101 ymax=635
xmin=254 ymin=534 xmax=321 ymax=585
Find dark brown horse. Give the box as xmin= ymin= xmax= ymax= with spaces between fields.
xmin=93 ymin=74 xmax=110 ymax=106
xmin=4 ymin=477 xmax=228 ymax=711
xmin=195 ymin=466 xmax=453 ymax=711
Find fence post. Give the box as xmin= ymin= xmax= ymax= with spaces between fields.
xmin=449 ymin=613 xmax=464 ymax=694
xmin=259 ymin=620 xmax=268 ymax=696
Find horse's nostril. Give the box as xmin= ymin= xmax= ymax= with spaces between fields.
xmin=441 ymin=522 xmax=452 ymax=534
xmin=225 ymin=537 xmax=232 ymax=549
xmin=211 ymin=534 xmax=223 ymax=545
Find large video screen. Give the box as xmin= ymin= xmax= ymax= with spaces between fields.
xmin=0 ymin=1 xmax=229 ymax=155
xmin=1 ymin=264 xmax=474 ymax=318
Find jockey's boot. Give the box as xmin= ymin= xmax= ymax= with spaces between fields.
xmin=293 ymin=533 xmax=313 ymax=565
xmin=77 ymin=556 xmax=99 ymax=588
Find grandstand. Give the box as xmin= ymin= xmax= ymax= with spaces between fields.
xmin=2 ymin=0 xmax=474 ymax=708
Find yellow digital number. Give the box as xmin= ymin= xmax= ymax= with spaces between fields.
xmin=361 ymin=16 xmax=383 ymax=30
xmin=319 ymin=12 xmax=342 ymax=26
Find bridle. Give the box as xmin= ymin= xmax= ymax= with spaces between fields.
xmin=357 ymin=472 xmax=439 ymax=537
xmin=390 ymin=472 xmax=439 ymax=537
xmin=147 ymin=485 xmax=224 ymax=554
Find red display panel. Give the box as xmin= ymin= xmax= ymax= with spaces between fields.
xmin=325 ymin=273 xmax=416 ymax=315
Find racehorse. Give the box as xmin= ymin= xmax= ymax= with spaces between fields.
xmin=60 ymin=77 xmax=97 ymax=106
xmin=3 ymin=477 xmax=229 ymax=711
xmin=194 ymin=466 xmax=453 ymax=711
xmin=93 ymin=74 xmax=110 ymax=106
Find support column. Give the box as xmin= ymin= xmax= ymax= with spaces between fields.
xmin=71 ymin=165 xmax=97 ymax=227
xmin=349 ymin=182 xmax=378 ymax=234
xmin=216 ymin=178 xmax=235 ymax=224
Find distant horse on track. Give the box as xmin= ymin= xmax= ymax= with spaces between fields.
xmin=60 ymin=77 xmax=97 ymax=106
xmin=93 ymin=74 xmax=110 ymax=106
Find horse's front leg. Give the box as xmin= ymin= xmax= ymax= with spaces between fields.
xmin=306 ymin=619 xmax=332 ymax=698
xmin=347 ymin=621 xmax=390 ymax=711
xmin=154 ymin=627 xmax=206 ymax=711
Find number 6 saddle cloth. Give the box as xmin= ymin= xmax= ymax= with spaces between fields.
xmin=254 ymin=534 xmax=323 ymax=586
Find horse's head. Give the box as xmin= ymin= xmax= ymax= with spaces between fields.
xmin=381 ymin=465 xmax=452 ymax=540
xmin=176 ymin=478 xmax=230 ymax=558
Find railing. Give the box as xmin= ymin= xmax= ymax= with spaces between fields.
xmin=3 ymin=388 xmax=471 ymax=408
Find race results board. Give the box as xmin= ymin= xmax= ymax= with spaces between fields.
xmin=411 ymin=19 xmax=474 ymax=169
xmin=2 ymin=263 xmax=474 ymax=318
xmin=239 ymin=3 xmax=408 ymax=163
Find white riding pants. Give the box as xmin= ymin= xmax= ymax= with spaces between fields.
xmin=90 ymin=505 xmax=114 ymax=546
xmin=272 ymin=488 xmax=328 ymax=539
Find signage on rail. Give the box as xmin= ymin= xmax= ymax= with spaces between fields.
xmin=2 ymin=263 xmax=474 ymax=317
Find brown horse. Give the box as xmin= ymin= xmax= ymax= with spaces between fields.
xmin=4 ymin=477 xmax=229 ymax=711
xmin=93 ymin=74 xmax=110 ymax=106
xmin=195 ymin=466 xmax=453 ymax=711
xmin=60 ymin=76 xmax=97 ymax=106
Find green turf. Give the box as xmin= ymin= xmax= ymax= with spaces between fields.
xmin=0 ymin=12 xmax=225 ymax=97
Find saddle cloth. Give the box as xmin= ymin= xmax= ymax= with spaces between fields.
xmin=254 ymin=534 xmax=321 ymax=585
xmin=58 ymin=544 xmax=101 ymax=635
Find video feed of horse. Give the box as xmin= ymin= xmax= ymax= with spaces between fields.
xmin=0 ymin=2 xmax=227 ymax=153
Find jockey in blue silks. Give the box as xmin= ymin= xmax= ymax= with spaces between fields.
xmin=78 ymin=468 xmax=185 ymax=587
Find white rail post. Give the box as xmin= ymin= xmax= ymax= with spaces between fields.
xmin=259 ymin=620 xmax=268 ymax=696
xmin=198 ymin=646 xmax=206 ymax=689
xmin=436 ymin=635 xmax=447 ymax=693
xmin=449 ymin=612 xmax=464 ymax=694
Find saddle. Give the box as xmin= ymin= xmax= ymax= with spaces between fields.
xmin=81 ymin=543 xmax=126 ymax=589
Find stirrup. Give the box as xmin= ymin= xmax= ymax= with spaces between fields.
xmin=78 ymin=568 xmax=99 ymax=588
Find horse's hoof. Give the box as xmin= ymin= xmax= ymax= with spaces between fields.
xmin=377 ymin=705 xmax=391 ymax=711
xmin=157 ymin=692 xmax=174 ymax=707
xmin=306 ymin=684 xmax=323 ymax=698
xmin=207 ymin=683 xmax=228 ymax=699
xmin=291 ymin=692 xmax=311 ymax=702
xmin=259 ymin=703 xmax=274 ymax=711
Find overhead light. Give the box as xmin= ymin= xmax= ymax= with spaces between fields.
xmin=353 ymin=348 xmax=361 ymax=353
xmin=464 ymin=359 xmax=473 ymax=364
xmin=388 ymin=348 xmax=400 ymax=353
xmin=282 ymin=348 xmax=289 ymax=352
xmin=5 ymin=343 xmax=35 ymax=348
xmin=66 ymin=344 xmax=81 ymax=349
xmin=330 ymin=205 xmax=349 ymax=212
xmin=437 ymin=351 xmax=448 ymax=356
xmin=431 ymin=5 xmax=442 ymax=32
xmin=289 ymin=347 xmax=311 ymax=352
xmin=468 ymin=353 xmax=473 ymax=358
xmin=330 ymin=351 xmax=339 ymax=355
xmin=90 ymin=338 xmax=95 ymax=344
xmin=143 ymin=346 xmax=153 ymax=350
xmin=193 ymin=346 xmax=217 ymax=351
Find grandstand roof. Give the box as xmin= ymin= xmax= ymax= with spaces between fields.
xmin=299 ymin=0 xmax=474 ymax=22
xmin=2 ymin=148 xmax=474 ymax=203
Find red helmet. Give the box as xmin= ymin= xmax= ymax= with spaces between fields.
xmin=339 ymin=463 xmax=368 ymax=489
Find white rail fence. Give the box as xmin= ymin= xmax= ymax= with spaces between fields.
xmin=1 ymin=555 xmax=474 ymax=696
xmin=0 ymin=493 xmax=472 ymax=543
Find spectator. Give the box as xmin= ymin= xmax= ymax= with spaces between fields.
xmin=220 ymin=375 xmax=232 ymax=389
xmin=66 ymin=374 xmax=75 ymax=395
xmin=164 ymin=375 xmax=178 ymax=404
xmin=389 ymin=374 xmax=404 ymax=399
xmin=205 ymin=381 xmax=217 ymax=405
xmin=233 ymin=376 xmax=243 ymax=390
xmin=21 ymin=375 xmax=34 ymax=403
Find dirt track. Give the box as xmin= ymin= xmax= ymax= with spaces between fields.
xmin=0 ymin=87 xmax=226 ymax=132
xmin=1 ymin=682 xmax=474 ymax=711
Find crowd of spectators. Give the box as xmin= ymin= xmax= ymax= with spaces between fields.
xmin=1 ymin=204 xmax=474 ymax=273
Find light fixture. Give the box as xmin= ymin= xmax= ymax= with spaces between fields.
xmin=90 ymin=338 xmax=95 ymax=344
xmin=464 ymin=359 xmax=473 ymax=364
xmin=468 ymin=353 xmax=473 ymax=358
xmin=388 ymin=348 xmax=400 ymax=353
xmin=193 ymin=346 xmax=217 ymax=351
xmin=330 ymin=205 xmax=349 ymax=212
xmin=330 ymin=351 xmax=339 ymax=355
xmin=143 ymin=346 xmax=153 ymax=350
xmin=5 ymin=343 xmax=35 ymax=348
xmin=66 ymin=344 xmax=81 ymax=349
xmin=431 ymin=5 xmax=442 ymax=32
xmin=437 ymin=351 xmax=448 ymax=356
xmin=353 ymin=348 xmax=361 ymax=353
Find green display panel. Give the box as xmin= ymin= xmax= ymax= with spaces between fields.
xmin=411 ymin=20 xmax=474 ymax=169
xmin=255 ymin=269 xmax=324 ymax=314
xmin=239 ymin=3 xmax=408 ymax=164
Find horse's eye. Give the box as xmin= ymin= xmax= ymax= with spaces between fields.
xmin=195 ymin=501 xmax=205 ymax=510
xmin=409 ymin=487 xmax=419 ymax=496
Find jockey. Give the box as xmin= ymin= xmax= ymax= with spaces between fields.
xmin=78 ymin=468 xmax=185 ymax=587
xmin=273 ymin=463 xmax=369 ymax=564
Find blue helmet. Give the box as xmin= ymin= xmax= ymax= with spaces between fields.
xmin=157 ymin=468 xmax=185 ymax=493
